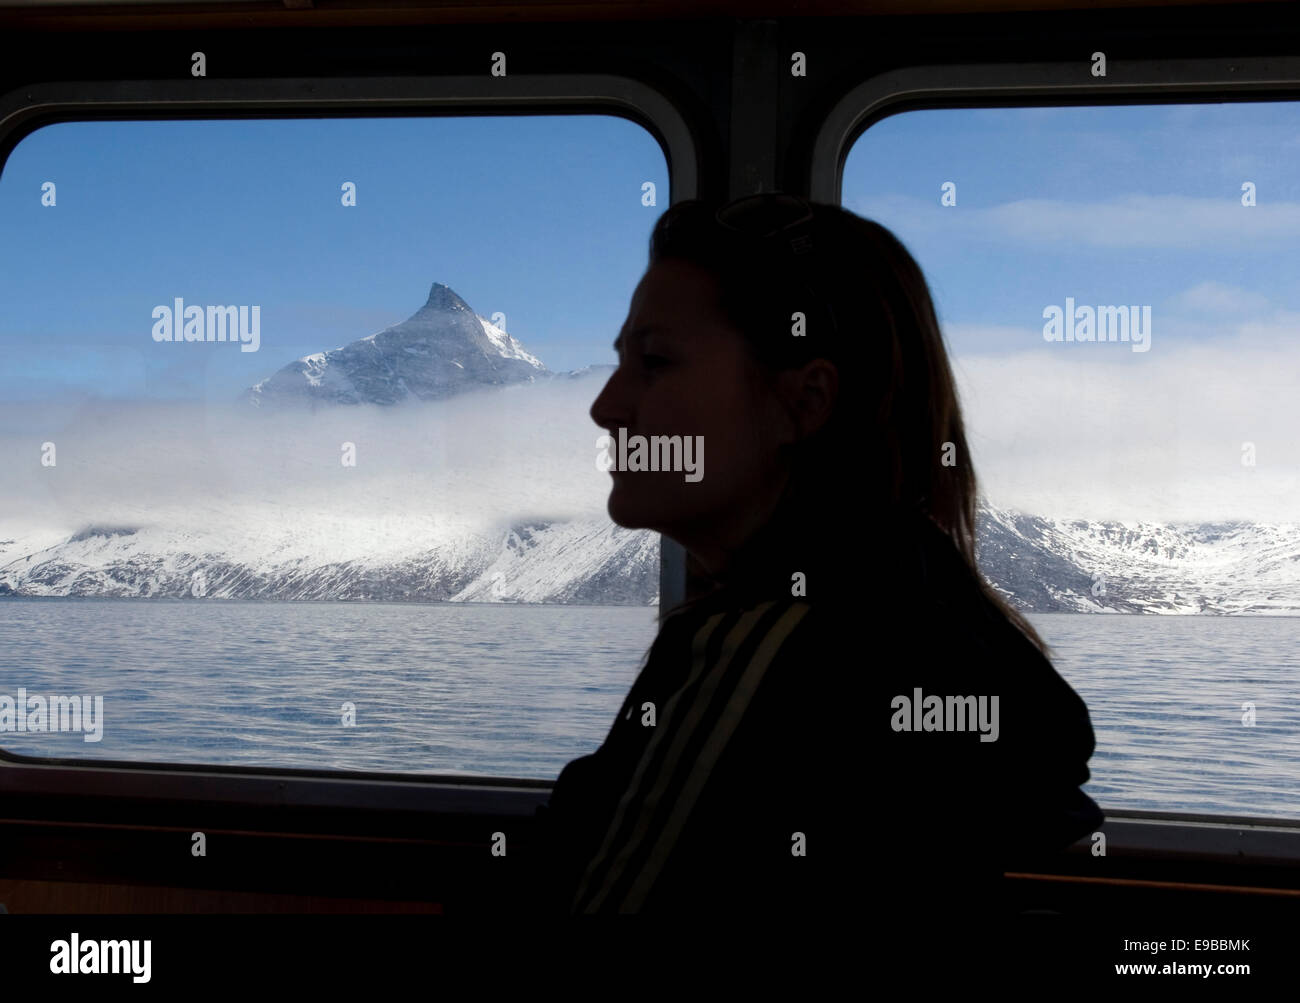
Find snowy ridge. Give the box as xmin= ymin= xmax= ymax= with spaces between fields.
xmin=245 ymin=282 xmax=549 ymax=408
xmin=3 ymin=500 xmax=1297 ymax=610
xmin=0 ymin=516 xmax=659 ymax=605
xmin=975 ymin=502 xmax=1300 ymax=614
xmin=452 ymin=519 xmax=659 ymax=604
xmin=478 ymin=316 xmax=544 ymax=368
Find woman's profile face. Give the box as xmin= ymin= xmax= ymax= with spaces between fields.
xmin=590 ymin=258 xmax=795 ymax=572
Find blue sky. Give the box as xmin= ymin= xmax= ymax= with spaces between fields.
xmin=0 ymin=115 xmax=667 ymax=401
xmin=845 ymin=102 xmax=1300 ymax=356
xmin=3 ymin=103 xmax=1294 ymax=387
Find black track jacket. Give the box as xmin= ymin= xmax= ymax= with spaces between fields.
xmin=530 ymin=508 xmax=1104 ymax=918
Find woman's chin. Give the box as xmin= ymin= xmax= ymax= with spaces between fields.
xmin=606 ymin=486 xmax=661 ymax=532
xmin=606 ymin=497 xmax=647 ymax=530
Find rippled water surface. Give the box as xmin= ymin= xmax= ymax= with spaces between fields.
xmin=1028 ymin=612 xmax=1300 ymax=820
xmin=0 ymin=599 xmax=657 ymax=779
xmin=2 ymin=600 xmax=1297 ymax=821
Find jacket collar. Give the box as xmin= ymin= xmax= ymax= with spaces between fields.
xmin=673 ymin=503 xmax=956 ymax=615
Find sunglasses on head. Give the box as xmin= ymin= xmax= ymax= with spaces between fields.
xmin=712 ymin=194 xmax=837 ymax=342
xmin=715 ymin=193 xmax=816 ymax=255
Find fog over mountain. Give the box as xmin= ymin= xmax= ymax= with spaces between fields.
xmin=0 ymin=282 xmax=1295 ymax=610
xmin=4 ymin=501 xmax=1298 ymax=612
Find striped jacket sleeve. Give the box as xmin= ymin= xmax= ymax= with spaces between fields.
xmin=569 ymin=597 xmax=821 ymax=915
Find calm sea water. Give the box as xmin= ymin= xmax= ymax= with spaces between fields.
xmin=1029 ymin=612 xmax=1300 ymax=822
xmin=0 ymin=599 xmax=656 ymax=780
xmin=1 ymin=600 xmax=1297 ymax=821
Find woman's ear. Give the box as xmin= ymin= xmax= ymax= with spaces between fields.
xmin=776 ymin=358 xmax=839 ymax=442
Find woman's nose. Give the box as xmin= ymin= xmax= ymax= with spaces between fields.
xmin=590 ymin=369 xmax=630 ymax=431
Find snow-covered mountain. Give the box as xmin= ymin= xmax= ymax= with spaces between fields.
xmin=0 ymin=517 xmax=659 ymax=604
xmin=0 ymin=281 xmax=651 ymax=604
xmin=2 ymin=502 xmax=1298 ymax=610
xmin=975 ymin=505 xmax=1300 ymax=615
xmin=4 ymin=275 xmax=1295 ymax=610
xmin=245 ymin=283 xmax=549 ymax=407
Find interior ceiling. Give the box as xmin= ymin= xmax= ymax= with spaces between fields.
xmin=0 ymin=0 xmax=1287 ymax=29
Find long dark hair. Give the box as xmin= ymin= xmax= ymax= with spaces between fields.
xmin=646 ymin=196 xmax=1050 ymax=657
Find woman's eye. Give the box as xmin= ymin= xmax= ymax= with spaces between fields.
xmin=642 ymin=354 xmax=670 ymax=369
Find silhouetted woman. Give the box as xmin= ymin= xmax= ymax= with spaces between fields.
xmin=533 ymin=193 xmax=1103 ymax=920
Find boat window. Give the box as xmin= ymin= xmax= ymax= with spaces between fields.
xmin=0 ymin=115 xmax=667 ymax=779
xmin=845 ymin=102 xmax=1300 ymax=821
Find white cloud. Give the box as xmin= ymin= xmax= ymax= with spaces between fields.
xmin=953 ymin=321 xmax=1300 ymax=522
xmin=1165 ymin=280 xmax=1271 ymax=317
xmin=0 ymin=373 xmax=616 ymax=550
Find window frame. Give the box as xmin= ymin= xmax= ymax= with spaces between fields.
xmin=5 ymin=49 xmax=1300 ymax=892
